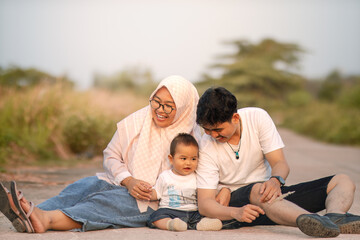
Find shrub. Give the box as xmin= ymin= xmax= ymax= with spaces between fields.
xmin=0 ymin=83 xmax=142 ymax=169
xmin=338 ymin=84 xmax=360 ymax=109
xmin=282 ymin=102 xmax=360 ymax=145
xmin=286 ymin=90 xmax=312 ymax=107
xmin=63 ymin=114 xmax=115 ymax=157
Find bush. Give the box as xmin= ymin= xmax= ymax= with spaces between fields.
xmin=286 ymin=90 xmax=312 ymax=107
xmin=0 ymin=83 xmax=141 ymax=169
xmin=63 ymin=114 xmax=115 ymax=157
xmin=0 ymin=84 xmax=63 ymax=166
xmin=282 ymin=102 xmax=360 ymax=145
xmin=338 ymin=84 xmax=360 ymax=109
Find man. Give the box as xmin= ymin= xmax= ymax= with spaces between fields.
xmin=195 ymin=86 xmax=360 ymax=237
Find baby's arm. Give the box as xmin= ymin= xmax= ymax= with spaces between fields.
xmin=150 ymin=188 xmax=158 ymax=201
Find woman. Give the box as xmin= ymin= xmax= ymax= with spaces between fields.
xmin=0 ymin=75 xmax=201 ymax=232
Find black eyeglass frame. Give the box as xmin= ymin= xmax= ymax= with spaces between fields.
xmin=149 ymin=99 xmax=175 ymax=114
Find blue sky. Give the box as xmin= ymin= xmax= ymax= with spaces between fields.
xmin=1 ymin=0 xmax=359 ymax=89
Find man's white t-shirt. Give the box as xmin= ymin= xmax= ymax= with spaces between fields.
xmin=154 ymin=169 xmax=198 ymax=211
xmin=196 ymin=107 xmax=285 ymax=192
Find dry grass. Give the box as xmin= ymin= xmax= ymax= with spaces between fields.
xmin=85 ymin=88 xmax=148 ymax=117
xmin=0 ymin=84 xmax=148 ymax=170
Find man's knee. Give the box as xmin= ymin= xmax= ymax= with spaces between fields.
xmin=327 ymin=174 xmax=356 ymax=194
xmin=249 ymin=183 xmax=262 ymax=205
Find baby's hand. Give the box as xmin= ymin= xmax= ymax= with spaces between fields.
xmin=124 ymin=177 xmax=152 ymax=200
xmin=215 ymin=187 xmax=231 ymax=206
xmin=149 ymin=188 xmax=158 ymax=201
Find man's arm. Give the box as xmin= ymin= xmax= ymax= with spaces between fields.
xmin=198 ymin=188 xmax=265 ymax=222
xmin=259 ymin=148 xmax=290 ymax=203
xmin=266 ymin=148 xmax=289 ymax=179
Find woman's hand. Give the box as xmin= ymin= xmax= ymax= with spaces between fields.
xmin=215 ymin=187 xmax=231 ymax=206
xmin=259 ymin=178 xmax=282 ymax=204
xmin=122 ymin=177 xmax=152 ymax=201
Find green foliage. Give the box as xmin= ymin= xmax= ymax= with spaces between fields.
xmin=281 ymin=72 xmax=360 ymax=146
xmin=286 ymin=90 xmax=313 ymax=107
xmin=199 ymin=38 xmax=305 ymax=106
xmin=282 ymin=102 xmax=360 ymax=145
xmin=93 ymin=66 xmax=157 ymax=96
xmin=63 ymin=114 xmax=115 ymax=157
xmin=337 ymin=78 xmax=360 ymax=109
xmin=0 ymin=83 xmax=120 ymax=168
xmin=318 ymin=70 xmax=342 ymax=101
xmin=0 ymin=65 xmax=74 ymax=89
xmin=0 ymin=66 xmax=131 ymax=169
xmin=0 ymin=85 xmax=63 ymax=164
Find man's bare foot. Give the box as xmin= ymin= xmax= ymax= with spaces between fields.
xmin=20 ymin=196 xmax=49 ymax=233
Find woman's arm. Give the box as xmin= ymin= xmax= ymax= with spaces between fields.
xmin=103 ymin=130 xmax=152 ymax=200
xmin=103 ymin=130 xmax=131 ymax=185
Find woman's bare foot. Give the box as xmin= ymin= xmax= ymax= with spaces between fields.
xmin=20 ymin=196 xmax=49 ymax=233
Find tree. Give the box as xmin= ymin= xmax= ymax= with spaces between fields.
xmin=318 ymin=70 xmax=342 ymax=102
xmin=0 ymin=66 xmax=74 ymax=89
xmin=198 ymin=39 xmax=306 ymax=106
xmin=93 ymin=66 xmax=156 ymax=96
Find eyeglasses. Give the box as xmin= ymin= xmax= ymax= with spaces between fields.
xmin=149 ymin=99 xmax=175 ymax=114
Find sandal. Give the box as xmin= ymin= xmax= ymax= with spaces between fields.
xmin=10 ymin=181 xmax=35 ymax=233
xmin=0 ymin=182 xmax=28 ymax=232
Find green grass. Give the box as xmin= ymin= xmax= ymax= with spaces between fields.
xmin=281 ymin=102 xmax=360 ymax=145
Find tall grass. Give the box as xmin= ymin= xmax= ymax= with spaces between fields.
xmin=0 ymin=83 xmax=148 ymax=171
xmin=1 ymin=81 xmax=358 ymax=171
xmin=282 ymin=101 xmax=360 ymax=145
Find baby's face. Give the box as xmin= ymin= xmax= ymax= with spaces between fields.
xmin=170 ymin=143 xmax=199 ymax=176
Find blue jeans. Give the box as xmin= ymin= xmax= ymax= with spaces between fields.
xmin=148 ymin=208 xmax=203 ymax=230
xmin=222 ymin=175 xmax=334 ymax=229
xmin=38 ymin=176 xmax=154 ymax=231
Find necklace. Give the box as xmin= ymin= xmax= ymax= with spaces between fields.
xmin=226 ymin=141 xmax=241 ymax=159
xmin=226 ymin=120 xmax=242 ymax=160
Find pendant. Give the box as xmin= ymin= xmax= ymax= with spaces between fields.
xmin=235 ymin=151 xmax=239 ymax=159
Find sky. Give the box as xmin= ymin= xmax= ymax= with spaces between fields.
xmin=1 ymin=0 xmax=360 ymax=90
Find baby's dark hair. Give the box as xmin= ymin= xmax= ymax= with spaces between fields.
xmin=170 ymin=133 xmax=199 ymax=156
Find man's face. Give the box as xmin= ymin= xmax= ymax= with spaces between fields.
xmin=201 ymin=113 xmax=240 ymax=143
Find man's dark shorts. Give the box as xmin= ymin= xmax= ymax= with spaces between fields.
xmin=222 ymin=175 xmax=334 ymax=229
xmin=147 ymin=208 xmax=202 ymax=230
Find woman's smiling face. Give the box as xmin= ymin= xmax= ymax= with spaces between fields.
xmin=150 ymin=87 xmax=177 ymax=128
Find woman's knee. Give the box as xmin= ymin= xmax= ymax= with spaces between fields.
xmin=327 ymin=174 xmax=356 ymax=194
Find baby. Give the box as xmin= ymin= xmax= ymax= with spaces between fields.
xmin=148 ymin=133 xmax=222 ymax=231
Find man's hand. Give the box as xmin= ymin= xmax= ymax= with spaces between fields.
xmin=259 ymin=178 xmax=282 ymax=203
xmin=230 ymin=204 xmax=265 ymax=223
xmin=215 ymin=187 xmax=231 ymax=206
xmin=122 ymin=177 xmax=152 ymax=201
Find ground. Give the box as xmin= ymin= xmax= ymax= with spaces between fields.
xmin=1 ymin=128 xmax=359 ymax=240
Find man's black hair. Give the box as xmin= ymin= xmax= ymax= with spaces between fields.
xmin=170 ymin=133 xmax=199 ymax=156
xmin=196 ymin=87 xmax=237 ymax=126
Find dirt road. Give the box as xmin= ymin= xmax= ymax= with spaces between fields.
xmin=1 ymin=128 xmax=359 ymax=240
